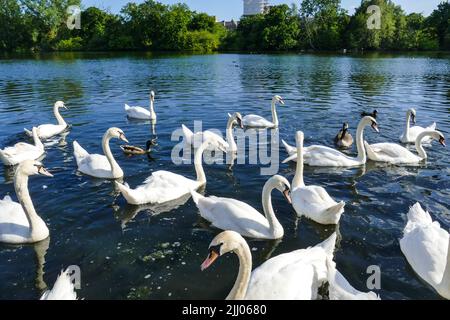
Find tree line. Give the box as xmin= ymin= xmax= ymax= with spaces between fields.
xmin=1 ymin=0 xmax=449 ymax=53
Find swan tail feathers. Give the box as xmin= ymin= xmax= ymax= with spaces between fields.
xmin=190 ymin=189 xmax=204 ymax=205
xmin=428 ymin=122 xmax=437 ymax=130
xmin=318 ymin=232 xmax=337 ymax=259
xmin=73 ymin=141 xmax=89 ymax=165
xmin=406 ymin=202 xmax=432 ymax=227
xmin=115 ymin=181 xmax=137 ymax=205
xmin=324 ymin=202 xmax=345 ymax=222
xmin=40 ymin=269 xmax=77 ymax=300
xmin=124 ymin=104 xmax=131 ymax=111
xmin=181 ymin=124 xmax=194 ymax=145
xmin=281 ymin=139 xmax=295 ymax=154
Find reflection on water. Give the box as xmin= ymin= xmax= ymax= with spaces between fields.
xmin=0 ymin=52 xmax=449 ymax=300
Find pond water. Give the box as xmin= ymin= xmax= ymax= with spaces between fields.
xmin=0 ymin=52 xmax=449 ymax=300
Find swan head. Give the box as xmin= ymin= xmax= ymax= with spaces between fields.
xmin=408 ymin=108 xmax=416 ymax=124
xmin=201 ymin=230 xmax=245 ymax=271
xmin=270 ymin=175 xmax=292 ymax=204
xmin=233 ymin=112 xmax=244 ymax=129
xmin=107 ymin=127 xmax=129 ymax=143
xmin=272 ymin=95 xmax=285 ymax=105
xmin=430 ymin=131 xmax=446 ymax=147
xmin=55 ymin=101 xmax=67 ymax=110
xmin=18 ymin=160 xmax=54 ymax=177
xmin=361 ymin=116 xmax=379 ymax=133
xmin=150 ymin=91 xmax=155 ymax=101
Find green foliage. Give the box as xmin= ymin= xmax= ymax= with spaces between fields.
xmin=0 ymin=0 xmax=449 ymax=53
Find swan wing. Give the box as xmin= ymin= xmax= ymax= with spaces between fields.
xmin=243 ymin=115 xmax=274 ymax=128
xmin=246 ymin=245 xmax=330 ymax=300
xmin=136 ymin=171 xmax=199 ymax=204
xmin=196 ymin=196 xmax=271 ymax=238
xmin=37 ymin=124 xmax=66 ymax=138
xmin=126 ymin=106 xmax=151 ymax=119
xmin=366 ymin=142 xmax=419 ymax=163
xmin=303 ymin=145 xmax=356 ymax=167
xmin=400 ymin=203 xmax=449 ymax=289
xmin=0 ymin=196 xmax=30 ymax=243
xmin=327 ymin=259 xmax=380 ymax=300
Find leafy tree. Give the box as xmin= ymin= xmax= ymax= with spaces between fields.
xmin=427 ymin=1 xmax=450 ymax=50
xmin=0 ymin=0 xmax=31 ymax=51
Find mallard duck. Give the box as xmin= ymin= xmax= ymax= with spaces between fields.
xmin=120 ymin=139 xmax=157 ymax=156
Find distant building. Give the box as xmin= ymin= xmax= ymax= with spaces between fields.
xmin=243 ymin=0 xmax=269 ymax=16
xmin=218 ymin=19 xmax=239 ymax=31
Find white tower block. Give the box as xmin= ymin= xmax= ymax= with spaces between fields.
xmin=243 ymin=0 xmax=269 ymax=16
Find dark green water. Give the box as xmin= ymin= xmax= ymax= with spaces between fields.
xmin=0 ymin=52 xmax=449 ymax=300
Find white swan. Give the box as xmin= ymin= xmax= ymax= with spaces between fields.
xmin=191 ymin=175 xmax=291 ymax=240
xmin=400 ymin=203 xmax=450 ymax=300
xmin=40 ymin=268 xmax=77 ymax=300
xmin=326 ymin=259 xmax=380 ymax=300
xmin=25 ymin=101 xmax=68 ymax=139
xmin=125 ymin=90 xmax=156 ymax=120
xmin=400 ymin=108 xmax=436 ymax=143
xmin=242 ymin=95 xmax=284 ymax=128
xmin=291 ymin=131 xmax=345 ymax=225
xmin=73 ymin=127 xmax=128 ymax=179
xmin=282 ymin=116 xmax=379 ymax=167
xmin=201 ymin=230 xmax=337 ymax=300
xmin=0 ymin=127 xmax=45 ymax=166
xmin=115 ymin=138 xmax=227 ymax=205
xmin=365 ymin=130 xmax=445 ymax=164
xmin=0 ymin=160 xmax=53 ymax=244
xmin=181 ymin=112 xmax=243 ymax=152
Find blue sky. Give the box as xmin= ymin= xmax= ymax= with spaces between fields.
xmin=82 ymin=0 xmax=445 ymax=20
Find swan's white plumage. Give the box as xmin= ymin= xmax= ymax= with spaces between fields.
xmin=0 ymin=195 xmax=34 ymax=244
xmin=73 ymin=141 xmax=122 ymax=179
xmin=40 ymin=269 xmax=77 ymax=300
xmin=400 ymin=123 xmax=436 ymax=143
xmin=365 ymin=142 xmax=422 ymax=164
xmin=327 ymin=259 xmax=380 ymax=300
xmin=292 ymin=186 xmax=345 ymax=224
xmin=0 ymin=128 xmax=45 ymax=166
xmin=25 ymin=124 xmax=67 ymax=140
xmin=191 ymin=191 xmax=281 ymax=239
xmin=181 ymin=124 xmax=229 ymax=150
xmin=125 ymin=104 xmax=153 ymax=120
xmin=242 ymin=115 xmax=275 ymax=128
xmin=245 ymin=233 xmax=337 ymax=300
xmin=116 ymin=171 xmax=201 ymax=205
xmin=400 ymin=203 xmax=450 ymax=299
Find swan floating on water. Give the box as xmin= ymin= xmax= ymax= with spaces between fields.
xmin=0 ymin=160 xmax=53 ymax=244
xmin=242 ymin=95 xmax=284 ymax=128
xmin=291 ymin=131 xmax=345 ymax=225
xmin=201 ymin=230 xmax=337 ymax=300
xmin=0 ymin=127 xmax=45 ymax=166
xmin=116 ymin=137 xmax=228 ymax=205
xmin=283 ymin=116 xmax=378 ymax=167
xmin=400 ymin=203 xmax=450 ymax=300
xmin=191 ymin=175 xmax=292 ymax=240
xmin=365 ymin=130 xmax=445 ymax=164
xmin=125 ymin=90 xmax=156 ymax=120
xmin=25 ymin=101 xmax=69 ymax=139
xmin=399 ymin=108 xmax=436 ymax=144
xmin=73 ymin=127 xmax=128 ymax=179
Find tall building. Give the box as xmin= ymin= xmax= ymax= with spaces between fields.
xmin=243 ymin=0 xmax=269 ymax=16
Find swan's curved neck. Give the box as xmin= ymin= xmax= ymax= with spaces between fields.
xmin=355 ymin=121 xmax=368 ymax=163
xmin=226 ymin=117 xmax=237 ymax=152
xmin=261 ymin=180 xmax=283 ymax=238
xmin=15 ymin=172 xmax=43 ymax=241
xmin=415 ymin=131 xmax=433 ymax=159
xmin=404 ymin=111 xmax=411 ymax=140
xmin=102 ymin=133 xmax=122 ymax=177
xmin=194 ymin=141 xmax=208 ymax=185
xmin=226 ymin=241 xmax=252 ymax=300
xmin=271 ymin=101 xmax=278 ymax=127
xmin=149 ymin=97 xmax=155 ymax=117
xmin=293 ymin=137 xmax=305 ymax=190
xmin=32 ymin=129 xmax=44 ymax=150
xmin=54 ymin=106 xmax=66 ymax=126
